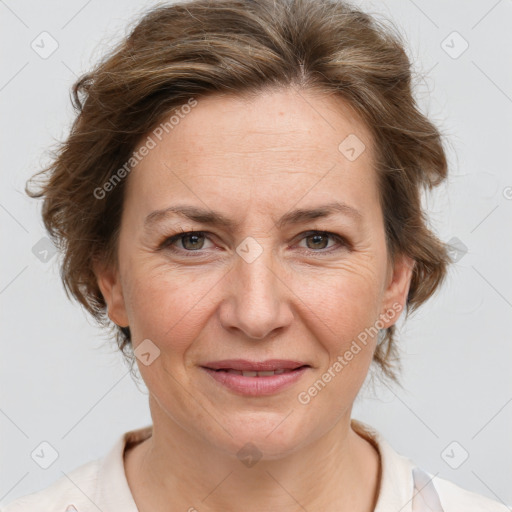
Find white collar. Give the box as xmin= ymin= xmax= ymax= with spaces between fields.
xmin=351 ymin=419 xmax=415 ymax=512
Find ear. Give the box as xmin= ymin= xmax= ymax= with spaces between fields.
xmin=379 ymin=253 xmax=415 ymax=329
xmin=93 ymin=258 xmax=129 ymax=328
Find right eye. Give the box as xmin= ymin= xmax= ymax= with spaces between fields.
xmin=160 ymin=230 xmax=216 ymax=256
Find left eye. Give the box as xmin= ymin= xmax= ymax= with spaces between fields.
xmin=161 ymin=230 xmax=347 ymax=255
xmin=298 ymin=231 xmax=340 ymax=251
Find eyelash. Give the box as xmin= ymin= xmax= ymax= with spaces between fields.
xmin=159 ymin=229 xmax=350 ymax=258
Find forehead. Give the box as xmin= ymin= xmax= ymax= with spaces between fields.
xmin=125 ymin=88 xmax=378 ymax=217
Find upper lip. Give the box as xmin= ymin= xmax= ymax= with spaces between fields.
xmin=201 ymin=359 xmax=310 ymax=371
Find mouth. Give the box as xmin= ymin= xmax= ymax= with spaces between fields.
xmin=208 ymin=367 xmax=308 ymax=377
xmin=200 ymin=359 xmax=311 ymax=396
xmin=201 ymin=359 xmax=311 ymax=373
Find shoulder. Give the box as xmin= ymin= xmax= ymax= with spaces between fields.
xmin=1 ymin=426 xmax=151 ymax=512
xmin=431 ymin=473 xmax=510 ymax=512
xmin=0 ymin=459 xmax=101 ymax=512
xmin=351 ymin=419 xmax=510 ymax=512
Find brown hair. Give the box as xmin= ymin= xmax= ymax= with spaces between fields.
xmin=26 ymin=0 xmax=450 ymax=381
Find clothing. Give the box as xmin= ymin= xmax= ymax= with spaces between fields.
xmin=1 ymin=420 xmax=508 ymax=512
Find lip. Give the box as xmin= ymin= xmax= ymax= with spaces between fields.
xmin=200 ymin=359 xmax=311 ymax=397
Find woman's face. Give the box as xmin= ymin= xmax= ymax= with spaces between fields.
xmin=96 ymin=88 xmax=413 ymax=458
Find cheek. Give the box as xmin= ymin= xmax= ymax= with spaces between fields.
xmin=290 ymin=260 xmax=384 ymax=390
xmin=294 ymin=271 xmax=381 ymax=413
xmin=121 ymin=259 xmax=220 ymax=350
xmin=293 ymin=258 xmax=384 ymax=333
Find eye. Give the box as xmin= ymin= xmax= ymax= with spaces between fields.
xmin=296 ymin=231 xmax=348 ymax=253
xmin=159 ymin=229 xmax=349 ymax=258
xmin=161 ymin=230 xmax=214 ymax=253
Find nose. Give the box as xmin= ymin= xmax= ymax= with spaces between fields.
xmin=218 ymin=244 xmax=294 ymax=340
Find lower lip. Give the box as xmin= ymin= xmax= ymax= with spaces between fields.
xmin=201 ymin=366 xmax=310 ymax=396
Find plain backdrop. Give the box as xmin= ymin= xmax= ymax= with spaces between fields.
xmin=1 ymin=0 xmax=511 ymax=507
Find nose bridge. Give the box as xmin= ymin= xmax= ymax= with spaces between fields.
xmin=220 ymin=236 xmax=292 ymax=340
xmin=238 ymin=239 xmax=278 ymax=298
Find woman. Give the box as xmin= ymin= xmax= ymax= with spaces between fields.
xmin=3 ymin=0 xmax=508 ymax=511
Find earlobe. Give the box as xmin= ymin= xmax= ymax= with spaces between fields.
xmin=93 ymin=259 xmax=130 ymax=328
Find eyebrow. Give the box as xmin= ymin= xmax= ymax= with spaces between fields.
xmin=144 ymin=201 xmax=363 ymax=231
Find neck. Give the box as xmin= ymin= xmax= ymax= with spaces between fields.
xmin=124 ymin=403 xmax=381 ymax=512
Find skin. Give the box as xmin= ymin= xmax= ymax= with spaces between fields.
xmin=95 ymin=87 xmax=414 ymax=512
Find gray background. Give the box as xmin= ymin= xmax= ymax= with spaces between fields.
xmin=1 ymin=0 xmax=511 ymax=507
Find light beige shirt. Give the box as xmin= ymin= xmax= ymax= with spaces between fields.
xmin=1 ymin=420 xmax=508 ymax=512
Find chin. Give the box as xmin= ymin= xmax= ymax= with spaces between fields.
xmin=213 ymin=410 xmax=312 ymax=461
